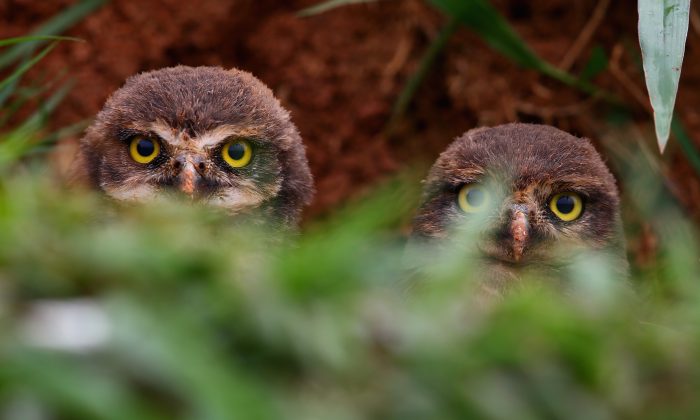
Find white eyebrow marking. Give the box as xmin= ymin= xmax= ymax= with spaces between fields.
xmin=142 ymin=121 xmax=264 ymax=150
xmin=195 ymin=125 xmax=264 ymax=148
xmin=148 ymin=122 xmax=179 ymax=146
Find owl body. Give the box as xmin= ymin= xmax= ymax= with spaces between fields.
xmin=412 ymin=123 xmax=627 ymax=293
xmin=74 ymin=66 xmax=313 ymax=228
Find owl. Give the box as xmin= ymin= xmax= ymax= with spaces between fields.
xmin=73 ymin=66 xmax=314 ymax=228
xmin=411 ymin=123 xmax=627 ymax=293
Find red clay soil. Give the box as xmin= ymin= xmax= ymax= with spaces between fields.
xmin=2 ymin=0 xmax=700 ymax=221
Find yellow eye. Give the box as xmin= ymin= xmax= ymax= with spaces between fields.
xmin=457 ymin=184 xmax=490 ymax=213
xmin=549 ymin=193 xmax=584 ymax=221
xmin=129 ymin=136 xmax=160 ymax=164
xmin=222 ymin=139 xmax=252 ymax=168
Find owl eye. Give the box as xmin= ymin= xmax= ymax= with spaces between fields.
xmin=549 ymin=193 xmax=584 ymax=221
xmin=222 ymin=139 xmax=252 ymax=168
xmin=129 ymin=136 xmax=160 ymax=164
xmin=457 ymin=184 xmax=490 ymax=213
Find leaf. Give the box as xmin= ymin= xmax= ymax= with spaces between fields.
xmin=298 ymin=0 xmax=378 ymax=17
xmin=0 ymin=346 xmax=162 ymax=420
xmin=0 ymin=35 xmax=83 ymax=48
xmin=579 ymin=46 xmax=608 ymax=82
xmin=427 ymin=0 xmax=545 ymax=71
xmin=0 ymin=42 xmax=57 ymax=93
xmin=638 ymin=0 xmax=690 ymax=152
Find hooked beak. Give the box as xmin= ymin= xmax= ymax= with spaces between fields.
xmin=174 ymin=155 xmax=205 ymax=197
xmin=179 ymin=163 xmax=198 ymax=196
xmin=509 ymin=208 xmax=529 ymax=262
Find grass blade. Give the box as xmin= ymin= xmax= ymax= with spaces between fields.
xmin=0 ymin=75 xmax=20 ymax=108
xmin=0 ymin=73 xmax=67 ymax=125
xmin=638 ymin=0 xmax=690 ymax=153
xmin=298 ymin=0 xmax=378 ymax=17
xmin=427 ymin=0 xmax=545 ymax=70
xmin=0 ymin=0 xmax=106 ymax=70
xmin=0 ymin=81 xmax=75 ymax=168
xmin=0 ymin=35 xmax=83 ymax=48
xmin=579 ymin=46 xmax=608 ymax=82
xmin=427 ymin=0 xmax=608 ymax=98
xmin=18 ymin=81 xmax=74 ymax=132
xmin=391 ymin=19 xmax=459 ymax=121
xmin=0 ymin=42 xmax=57 ymax=93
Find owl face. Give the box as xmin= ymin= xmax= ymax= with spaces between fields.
xmin=412 ymin=123 xmax=626 ymax=289
xmin=77 ymin=66 xmax=313 ymax=227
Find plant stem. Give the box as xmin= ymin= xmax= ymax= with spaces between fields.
xmin=391 ymin=19 xmax=460 ymax=123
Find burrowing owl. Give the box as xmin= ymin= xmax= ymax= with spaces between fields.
xmin=73 ymin=66 xmax=314 ymax=228
xmin=411 ymin=123 xmax=627 ymax=293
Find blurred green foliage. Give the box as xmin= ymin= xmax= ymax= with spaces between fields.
xmin=1 ymin=157 xmax=700 ymax=419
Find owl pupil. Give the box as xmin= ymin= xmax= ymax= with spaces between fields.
xmin=136 ymin=139 xmax=154 ymax=156
xmin=467 ymin=189 xmax=485 ymax=206
xmin=556 ymin=196 xmax=575 ymax=214
xmin=228 ymin=143 xmax=245 ymax=160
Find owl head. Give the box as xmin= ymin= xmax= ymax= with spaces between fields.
xmin=76 ymin=66 xmax=314 ymax=228
xmin=411 ymin=123 xmax=627 ymax=291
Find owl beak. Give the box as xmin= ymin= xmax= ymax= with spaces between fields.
xmin=179 ymin=164 xmax=198 ymax=197
xmin=174 ymin=156 xmax=204 ymax=198
xmin=509 ymin=208 xmax=529 ymax=262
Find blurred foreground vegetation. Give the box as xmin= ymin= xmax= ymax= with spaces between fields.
xmin=1 ymin=154 xmax=700 ymax=419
